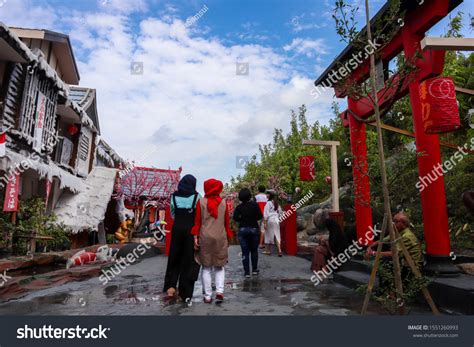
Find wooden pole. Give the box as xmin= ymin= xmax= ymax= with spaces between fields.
xmin=361 ymin=213 xmax=388 ymax=315
xmin=302 ymin=140 xmax=341 ymax=212
xmin=330 ymin=143 xmax=340 ymax=212
xmin=364 ymin=0 xmax=405 ymax=314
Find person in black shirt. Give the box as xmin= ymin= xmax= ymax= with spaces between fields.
xmin=233 ymin=188 xmax=263 ymax=278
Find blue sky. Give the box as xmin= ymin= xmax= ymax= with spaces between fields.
xmin=0 ymin=0 xmax=472 ymax=190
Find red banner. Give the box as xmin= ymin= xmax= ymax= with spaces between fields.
xmin=45 ymin=179 xmax=52 ymax=208
xmin=299 ymin=156 xmax=315 ymax=181
xmin=3 ymin=173 xmax=20 ymax=212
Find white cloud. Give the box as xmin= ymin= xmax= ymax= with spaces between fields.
xmin=0 ymin=1 xmax=336 ymax=186
xmin=98 ymin=0 xmax=148 ymax=14
xmin=283 ymin=38 xmax=328 ymax=58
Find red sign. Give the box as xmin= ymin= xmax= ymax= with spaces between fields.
xmin=3 ymin=173 xmax=20 ymax=212
xmin=299 ymin=156 xmax=315 ymax=181
xmin=45 ymin=179 xmax=52 ymax=207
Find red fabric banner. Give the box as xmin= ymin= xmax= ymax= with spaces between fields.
xmin=3 ymin=173 xmax=20 ymax=212
xmin=45 ymin=179 xmax=52 ymax=208
xmin=299 ymin=156 xmax=315 ymax=181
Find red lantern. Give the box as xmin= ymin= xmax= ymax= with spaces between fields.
xmin=67 ymin=124 xmax=79 ymax=136
xmin=419 ymin=77 xmax=460 ymax=134
xmin=299 ymin=156 xmax=315 ymax=181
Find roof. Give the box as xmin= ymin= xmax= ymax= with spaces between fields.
xmin=0 ymin=22 xmax=33 ymax=63
xmin=1 ymin=149 xmax=85 ymax=193
xmin=97 ymin=138 xmax=124 ymax=167
xmin=314 ymin=0 xmax=463 ymax=87
xmin=54 ymin=167 xmax=118 ymax=233
xmin=9 ymin=26 xmax=80 ymax=84
xmin=68 ymin=86 xmax=101 ymax=133
xmin=0 ymin=22 xmax=70 ymax=97
xmin=118 ymin=166 xmax=181 ymax=201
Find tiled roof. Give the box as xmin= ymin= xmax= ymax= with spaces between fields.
xmin=119 ymin=167 xmax=181 ymax=200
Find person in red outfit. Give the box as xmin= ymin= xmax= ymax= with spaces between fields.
xmin=191 ymin=179 xmax=233 ymax=303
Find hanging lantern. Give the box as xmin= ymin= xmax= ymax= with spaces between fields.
xmin=325 ymin=176 xmax=332 ymax=185
xmin=299 ymin=156 xmax=315 ymax=181
xmin=419 ymin=76 xmax=460 ymax=134
xmin=67 ymin=124 xmax=79 ymax=136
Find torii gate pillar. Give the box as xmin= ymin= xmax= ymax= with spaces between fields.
xmin=348 ymin=97 xmax=373 ymax=246
xmin=402 ymin=28 xmax=456 ymax=275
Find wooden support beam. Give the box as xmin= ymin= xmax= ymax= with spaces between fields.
xmin=455 ymin=86 xmax=474 ymax=96
xmin=367 ymin=122 xmax=474 ymax=154
xmin=302 ymin=140 xmax=340 ymax=146
xmin=303 ymin=139 xmax=340 ymax=212
xmin=421 ymin=37 xmax=474 ymax=51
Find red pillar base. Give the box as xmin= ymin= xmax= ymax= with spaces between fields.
xmin=164 ymin=206 xmax=173 ymax=256
xmin=282 ymin=203 xmax=297 ymax=256
xmin=424 ymin=255 xmax=460 ymax=276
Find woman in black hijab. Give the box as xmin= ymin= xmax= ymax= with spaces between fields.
xmin=163 ymin=174 xmax=201 ymax=301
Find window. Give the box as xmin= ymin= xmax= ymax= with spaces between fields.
xmin=79 ymin=134 xmax=89 ymax=161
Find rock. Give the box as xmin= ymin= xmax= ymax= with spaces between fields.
xmin=296 ymin=217 xmax=308 ymax=231
xmin=306 ymin=227 xmax=318 ymax=236
xmin=457 ymin=263 xmax=474 ymax=275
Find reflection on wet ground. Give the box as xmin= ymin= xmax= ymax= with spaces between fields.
xmin=0 ymin=246 xmax=430 ymax=316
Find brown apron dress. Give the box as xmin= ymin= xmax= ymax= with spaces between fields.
xmin=195 ymin=198 xmax=229 ymax=267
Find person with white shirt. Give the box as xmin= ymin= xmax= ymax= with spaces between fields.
xmin=263 ymin=190 xmax=283 ymax=257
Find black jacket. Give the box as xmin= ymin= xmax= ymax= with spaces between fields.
xmin=233 ymin=201 xmax=263 ymax=229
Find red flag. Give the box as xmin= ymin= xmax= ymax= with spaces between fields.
xmin=3 ymin=173 xmax=20 ymax=212
xmin=0 ymin=132 xmax=6 ymax=157
xmin=299 ymin=156 xmax=315 ymax=181
xmin=45 ymin=179 xmax=52 ymax=208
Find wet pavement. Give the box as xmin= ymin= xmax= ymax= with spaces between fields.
xmin=0 ymin=246 xmax=395 ymax=315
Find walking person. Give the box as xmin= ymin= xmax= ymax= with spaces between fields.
xmin=233 ymin=188 xmax=263 ymax=278
xmin=255 ymin=185 xmax=268 ymax=249
xmin=163 ymin=174 xmax=201 ymax=302
xmin=263 ymin=190 xmax=283 ymax=257
xmin=192 ymin=179 xmax=233 ymax=303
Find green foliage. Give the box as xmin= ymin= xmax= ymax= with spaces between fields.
xmin=229 ymin=105 xmax=352 ymax=204
xmin=231 ymin=8 xmax=473 ymax=252
xmin=0 ymin=198 xmax=70 ymax=254
xmin=356 ymin=263 xmax=431 ymax=315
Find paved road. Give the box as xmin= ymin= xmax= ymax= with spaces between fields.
xmin=0 ymin=246 xmax=387 ymax=315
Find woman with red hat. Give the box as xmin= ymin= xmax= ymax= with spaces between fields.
xmin=191 ymin=178 xmax=233 ymax=304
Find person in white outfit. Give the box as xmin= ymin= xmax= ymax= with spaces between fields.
xmin=255 ymin=185 xmax=268 ymax=249
xmin=263 ymin=191 xmax=283 ymax=257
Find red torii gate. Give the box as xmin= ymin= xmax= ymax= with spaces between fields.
xmin=314 ymin=0 xmax=463 ymax=275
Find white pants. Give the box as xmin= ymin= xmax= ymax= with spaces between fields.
xmin=201 ymin=266 xmax=225 ymax=299
xmin=265 ymin=218 xmax=281 ymax=244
